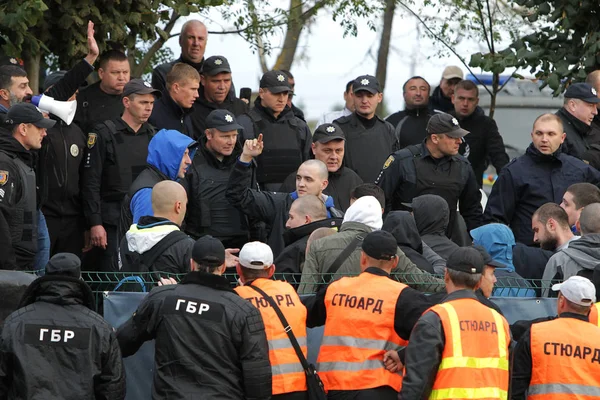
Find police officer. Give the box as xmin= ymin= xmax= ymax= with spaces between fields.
xmin=81 ymin=79 xmax=161 ymax=271
xmin=304 ymin=230 xmax=433 ymax=399
xmin=117 ymin=235 xmax=272 ymax=399
xmin=238 ymin=70 xmax=312 ymax=191
xmin=0 ymin=103 xmax=55 ymax=270
xmin=191 ymin=55 xmax=248 ymax=137
xmin=512 ymin=276 xmax=600 ymax=399
xmin=235 ymin=241 xmax=309 ymax=400
xmin=73 ymin=49 xmax=130 ymax=133
xmin=186 ymin=109 xmax=251 ymax=248
xmin=376 ymin=113 xmax=483 ymax=242
xmin=0 ymin=253 xmax=126 ymax=398
xmin=399 ymin=247 xmax=511 ymax=399
xmin=334 ymin=75 xmax=398 ymax=182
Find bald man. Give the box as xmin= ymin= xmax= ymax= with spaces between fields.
xmin=152 ymin=20 xmax=208 ymax=96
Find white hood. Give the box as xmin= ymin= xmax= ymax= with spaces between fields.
xmin=342 ymin=196 xmax=383 ymax=231
xmin=126 ymin=223 xmax=180 ymax=255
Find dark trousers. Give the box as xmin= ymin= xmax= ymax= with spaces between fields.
xmin=327 ymin=386 xmax=398 ymax=400
xmin=273 ymin=391 xmax=308 ymax=400
xmin=45 ymin=215 xmax=85 ymax=259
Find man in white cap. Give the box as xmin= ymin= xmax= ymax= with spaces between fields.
xmin=234 ymin=241 xmax=309 ymax=399
xmin=512 ymin=276 xmax=600 ymax=399
xmin=429 ymin=65 xmax=464 ymax=113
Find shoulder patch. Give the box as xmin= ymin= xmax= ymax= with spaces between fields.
xmin=0 ymin=170 xmax=8 ymax=186
xmin=87 ymin=133 xmax=97 ymax=149
xmin=383 ymin=155 xmax=395 ymax=169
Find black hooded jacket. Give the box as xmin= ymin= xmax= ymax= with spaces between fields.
xmin=148 ymin=90 xmax=195 ymax=137
xmin=556 ymin=107 xmax=592 ymax=160
xmin=385 ymin=106 xmax=431 ymax=149
xmin=0 ymin=274 xmax=125 ymax=399
xmin=412 ymin=194 xmax=459 ymax=261
xmin=428 ymin=86 xmax=454 ymax=113
xmin=382 ymin=211 xmax=435 ymax=273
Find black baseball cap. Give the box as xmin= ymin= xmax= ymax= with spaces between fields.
xmin=446 ymin=247 xmax=484 ymax=274
xmin=353 ymin=75 xmax=381 ymax=94
xmin=260 ymin=70 xmax=291 ymax=94
xmin=472 ymin=245 xmax=506 ymax=269
xmin=205 ymin=109 xmax=243 ymax=132
xmin=427 ymin=113 xmax=469 ymax=138
xmin=312 ymin=123 xmax=345 ymax=143
xmin=362 ymin=230 xmax=397 ymax=261
xmin=564 ymin=83 xmax=600 ymax=104
xmin=123 ymin=78 xmax=162 ymax=98
xmin=45 ymin=253 xmax=81 ymax=278
xmin=192 ymin=235 xmax=225 ymax=266
xmin=5 ymin=103 xmax=56 ymax=129
xmin=202 ymin=56 xmax=232 ymax=76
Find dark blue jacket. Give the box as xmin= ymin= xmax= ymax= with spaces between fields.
xmin=484 ymin=143 xmax=600 ymax=245
xmin=148 ymin=92 xmax=195 ymax=138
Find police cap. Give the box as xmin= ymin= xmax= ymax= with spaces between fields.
xmin=5 ymin=103 xmax=56 ymax=129
xmin=122 ymin=78 xmax=162 ymax=98
xmin=446 ymin=247 xmax=484 ymax=274
xmin=353 ymin=75 xmax=381 ymax=94
xmin=427 ymin=113 xmax=469 ymax=138
xmin=564 ymin=82 xmax=600 ymax=104
xmin=362 ymin=230 xmax=397 ymax=261
xmin=259 ymin=70 xmax=291 ymax=94
xmin=205 ymin=109 xmax=243 ymax=132
xmin=192 ymin=235 xmax=225 ymax=267
xmin=202 ymin=56 xmax=232 ymax=76
xmin=312 ymin=123 xmax=345 ymax=143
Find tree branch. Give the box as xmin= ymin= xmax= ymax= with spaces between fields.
xmin=475 ymin=0 xmax=493 ymax=53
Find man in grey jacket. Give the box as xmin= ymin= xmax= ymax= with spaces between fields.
xmin=542 ymin=203 xmax=600 ymax=296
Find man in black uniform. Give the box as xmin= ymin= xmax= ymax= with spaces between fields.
xmin=73 ymin=49 xmax=130 ymax=133
xmin=451 ymin=79 xmax=509 ymax=188
xmin=0 ymin=103 xmax=55 ymax=270
xmin=0 ymin=253 xmax=125 ymax=398
xmin=376 ymin=113 xmax=483 ymax=242
xmin=117 ymin=235 xmax=272 ymax=400
xmin=334 ymin=74 xmax=398 ymax=182
xmin=81 ymin=79 xmax=161 ymax=271
xmin=186 ymin=109 xmax=252 ymax=248
xmin=386 ymin=76 xmax=432 ymax=148
xmin=279 ymin=123 xmax=363 ymax=211
xmin=191 ymin=55 xmax=248 ymax=138
xmin=152 ymin=20 xmax=208 ymax=97
xmin=238 ymin=70 xmax=312 ymax=191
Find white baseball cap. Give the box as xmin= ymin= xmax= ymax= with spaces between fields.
xmin=552 ymin=276 xmax=596 ymax=306
xmin=239 ymin=242 xmax=273 ymax=270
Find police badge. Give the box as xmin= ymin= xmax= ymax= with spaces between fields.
xmin=87 ymin=133 xmax=97 ymax=149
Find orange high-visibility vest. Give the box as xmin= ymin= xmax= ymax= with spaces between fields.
xmin=529 ymin=317 xmax=600 ymax=399
xmin=317 ymin=272 xmax=408 ymax=392
xmin=235 ymin=279 xmax=308 ymax=395
xmin=428 ymin=298 xmax=510 ymax=400
xmin=589 ymin=303 xmax=600 ymax=327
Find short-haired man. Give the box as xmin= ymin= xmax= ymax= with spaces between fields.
xmin=485 ymin=113 xmax=600 ymax=245
xmin=226 ymin=135 xmax=343 ymax=257
xmin=560 ymin=182 xmax=600 ymax=230
xmin=334 ymin=75 xmax=398 ymax=182
xmin=512 ymin=276 xmax=600 ymax=399
xmin=555 ymin=82 xmax=600 ymax=160
xmin=74 ymin=49 xmax=130 ymax=133
xmin=191 ymin=55 xmax=248 ymax=137
xmin=81 ymin=79 xmax=161 ymax=271
xmin=429 ymin=65 xmax=464 ymax=113
xmin=376 ymin=113 xmax=483 ymax=242
xmin=316 ymin=80 xmax=354 ymax=126
xmin=451 ymin=79 xmax=509 ymax=187
xmin=386 ymin=76 xmax=432 ymax=148
xmin=279 ymin=123 xmax=363 ymax=211
xmin=400 ymin=247 xmax=511 ymax=399
xmin=0 ymin=65 xmax=32 ymax=121
xmin=152 ymin=20 xmax=208 ymax=96
xmin=185 ymin=110 xmax=251 ymax=249
xmin=149 ymin=63 xmax=200 ymax=136
xmin=235 ymin=241 xmax=309 ymax=398
xmin=117 ymin=235 xmax=272 ymax=399
xmin=532 ymin=203 xmax=578 ymax=252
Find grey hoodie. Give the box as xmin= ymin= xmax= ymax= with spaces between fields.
xmin=412 ymin=194 xmax=459 ymax=261
xmin=542 ymin=233 xmax=600 ymax=296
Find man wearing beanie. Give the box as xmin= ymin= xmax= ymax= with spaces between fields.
xmin=304 ymin=230 xmax=433 ymax=399
xmin=0 ymin=253 xmax=125 ymax=399
xmin=117 ymin=235 xmax=272 ymax=400
xmin=235 ymin=241 xmax=309 ymax=399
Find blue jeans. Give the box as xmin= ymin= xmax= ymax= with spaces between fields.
xmin=34 ymin=211 xmax=50 ymax=275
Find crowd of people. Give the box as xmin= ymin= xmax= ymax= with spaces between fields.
xmin=1 ymin=17 xmax=600 ymax=400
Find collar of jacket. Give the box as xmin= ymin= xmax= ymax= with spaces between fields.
xmin=163 ymin=91 xmax=193 ymax=117
xmin=180 ymin=270 xmax=235 ymax=292
xmin=198 ymin=134 xmax=241 ymax=168
xmin=136 ymin=215 xmax=180 ymax=229
xmin=283 ymin=217 xmax=343 ymax=246
xmin=252 ymin=96 xmax=294 ymax=122
xmin=404 ymin=106 xmax=430 ymax=117
xmin=18 ymin=275 xmax=96 ymax=310
xmin=0 ymin=130 xmax=34 ymax=166
xmin=115 ymin=117 xmax=154 ymax=136
xmin=557 ymin=107 xmax=591 ymax=136
xmin=338 ymin=220 xmax=372 ymax=234
xmin=440 ymin=288 xmax=478 ymax=303
xmin=364 ymin=266 xmax=390 ymax=277
xmin=525 ymin=142 xmax=564 ymax=162
xmin=419 ymin=138 xmax=460 ymax=163
xmin=558 ymin=312 xmax=589 ymax=322
xmin=176 ymin=55 xmax=204 ymax=71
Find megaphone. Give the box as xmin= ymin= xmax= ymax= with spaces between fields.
xmin=31 ymin=94 xmax=77 ymax=126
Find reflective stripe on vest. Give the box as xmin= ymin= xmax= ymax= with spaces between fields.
xmin=318 ymin=272 xmax=407 ymax=392
xmin=529 ymin=317 xmax=600 ymax=400
xmin=235 ymin=279 xmax=307 ymax=395
xmin=429 ymin=299 xmax=510 ymax=400
xmin=590 ymin=303 xmax=600 ymax=327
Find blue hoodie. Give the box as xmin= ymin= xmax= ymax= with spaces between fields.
xmin=130 ymin=129 xmax=197 ymax=223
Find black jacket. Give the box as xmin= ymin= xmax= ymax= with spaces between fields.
xmin=386 ymin=106 xmax=431 ymax=149
xmin=512 ymin=243 xmax=554 ymax=281
xmin=556 ymin=107 xmax=591 ymax=160
xmin=279 ymin=165 xmax=363 ymax=212
xmin=190 ymin=85 xmax=249 ymax=138
xmin=151 ymin=56 xmax=204 ymax=97
xmin=0 ymin=275 xmax=125 ymax=399
xmin=383 ymin=211 xmax=435 ymax=273
xmin=454 ymin=107 xmax=509 ymax=187
xmin=148 ymin=90 xmax=195 ymax=137
xmin=73 ymin=81 xmax=124 ymax=134
xmin=484 ymin=143 xmax=600 ymax=245
xmin=412 ymin=194 xmax=459 ymax=261
xmin=428 ymin=86 xmax=453 ymax=113
xmin=117 ymin=271 xmax=272 ymax=400
xmin=226 ymin=160 xmax=344 ymax=257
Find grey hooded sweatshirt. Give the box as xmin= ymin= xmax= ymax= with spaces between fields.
xmin=412 ymin=194 xmax=459 ymax=261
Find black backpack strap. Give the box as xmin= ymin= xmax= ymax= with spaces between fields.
xmin=139 ymin=230 xmax=189 ymax=267
xmin=326 ymin=234 xmax=365 ymax=281
xmin=407 ymin=145 xmax=421 ymax=157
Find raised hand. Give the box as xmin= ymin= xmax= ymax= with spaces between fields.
xmin=240 ymin=133 xmax=264 ymax=162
